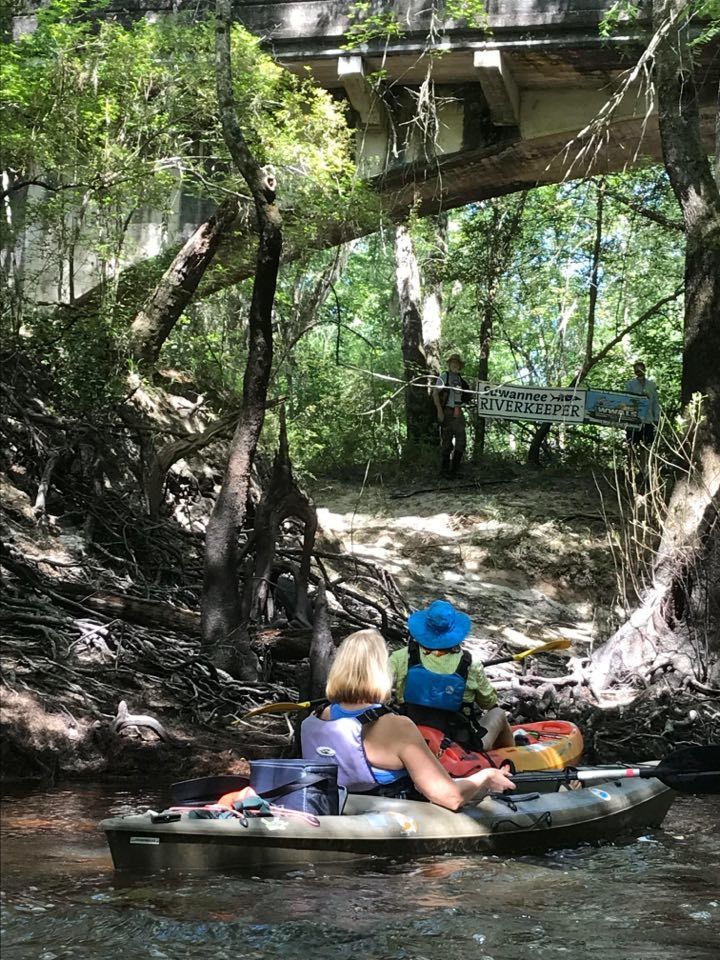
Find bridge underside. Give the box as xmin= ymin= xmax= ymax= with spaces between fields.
xmin=188 ymin=1 xmax=718 ymax=292
xmin=12 ymin=1 xmax=717 ymax=301
xmin=236 ymin=0 xmax=717 ymax=210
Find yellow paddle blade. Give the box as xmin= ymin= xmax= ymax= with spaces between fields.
xmin=234 ymin=700 xmax=312 ymax=723
xmin=512 ymin=639 xmax=572 ymax=662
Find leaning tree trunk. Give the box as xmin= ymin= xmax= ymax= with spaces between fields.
xmin=129 ymin=197 xmax=239 ymax=369
xmin=200 ymin=0 xmax=283 ymax=678
xmin=590 ymin=1 xmax=720 ymax=691
xmin=394 ymin=224 xmax=436 ymax=444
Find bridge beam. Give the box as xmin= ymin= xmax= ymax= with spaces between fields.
xmin=473 ymin=50 xmax=520 ymax=127
xmin=337 ymin=55 xmax=385 ymax=130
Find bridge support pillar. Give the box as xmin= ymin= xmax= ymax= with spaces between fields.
xmin=473 ymin=50 xmax=520 ymax=127
xmin=338 ymin=55 xmax=386 ymax=130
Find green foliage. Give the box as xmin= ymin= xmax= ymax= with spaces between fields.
xmin=2 ymin=0 xmax=365 ymax=406
xmin=343 ymin=0 xmax=488 ymax=52
xmin=159 ymin=169 xmax=687 ymax=475
xmin=692 ymin=0 xmax=720 ymax=46
xmin=441 ymin=174 xmax=684 ymax=461
xmin=599 ymin=2 xmax=641 ymax=37
xmin=443 ymin=0 xmax=489 ymax=29
xmin=1 ymin=2 xmax=692 ymax=474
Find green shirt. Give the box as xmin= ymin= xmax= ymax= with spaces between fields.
xmin=388 ymin=646 xmax=498 ymax=711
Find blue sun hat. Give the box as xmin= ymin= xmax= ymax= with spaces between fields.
xmin=407 ymin=600 xmax=472 ymax=650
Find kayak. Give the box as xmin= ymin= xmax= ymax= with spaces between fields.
xmin=101 ymin=774 xmax=673 ymax=872
xmin=420 ymin=720 xmax=585 ymax=779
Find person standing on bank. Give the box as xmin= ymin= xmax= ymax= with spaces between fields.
xmin=624 ymin=360 xmax=661 ymax=478
xmin=434 ymin=353 xmax=472 ymax=477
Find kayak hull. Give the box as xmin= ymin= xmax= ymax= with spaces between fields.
xmin=420 ymin=720 xmax=585 ymax=781
xmin=102 ymin=777 xmax=674 ymax=872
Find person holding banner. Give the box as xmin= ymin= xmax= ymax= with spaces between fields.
xmin=624 ymin=360 xmax=661 ymax=479
xmin=434 ymin=353 xmax=472 ymax=478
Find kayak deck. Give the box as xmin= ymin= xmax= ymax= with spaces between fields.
xmin=102 ymin=776 xmax=674 ymax=872
xmin=420 ymin=720 xmax=585 ymax=777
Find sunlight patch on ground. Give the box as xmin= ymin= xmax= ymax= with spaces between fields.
xmin=315 ymin=478 xmax=616 ymax=646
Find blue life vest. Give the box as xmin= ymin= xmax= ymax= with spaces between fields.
xmin=402 ymin=641 xmax=472 ymax=714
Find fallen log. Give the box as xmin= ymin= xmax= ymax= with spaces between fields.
xmin=51 ymin=582 xmax=202 ymax=636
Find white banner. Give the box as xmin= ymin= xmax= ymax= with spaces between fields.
xmin=477 ymin=383 xmax=586 ymax=424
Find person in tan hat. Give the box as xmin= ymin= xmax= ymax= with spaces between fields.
xmin=433 ymin=353 xmax=472 ymax=477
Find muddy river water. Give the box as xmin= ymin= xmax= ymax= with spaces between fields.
xmin=1 ymin=783 xmax=718 ymax=960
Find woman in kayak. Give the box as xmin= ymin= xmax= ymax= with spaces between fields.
xmin=301 ymin=628 xmax=514 ymax=810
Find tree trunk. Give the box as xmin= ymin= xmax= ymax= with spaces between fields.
xmin=528 ymin=181 xmax=604 ymax=467
xmin=248 ymin=408 xmax=317 ymax=627
xmin=474 ymin=292 xmax=496 ymax=459
xmin=590 ymin=1 xmax=720 ymax=691
xmin=309 ymin=583 xmax=336 ymax=701
xmin=394 ymin=224 xmax=435 ymax=444
xmin=129 ymin=197 xmax=238 ymax=369
xmin=421 ymin=212 xmax=447 ymax=374
xmin=200 ymin=0 xmax=283 ymax=679
xmin=473 ymin=194 xmax=527 ymax=461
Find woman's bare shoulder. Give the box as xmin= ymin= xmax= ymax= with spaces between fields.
xmin=374 ymin=713 xmax=421 ymax=738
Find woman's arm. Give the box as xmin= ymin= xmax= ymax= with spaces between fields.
xmin=366 ymin=715 xmax=514 ymax=811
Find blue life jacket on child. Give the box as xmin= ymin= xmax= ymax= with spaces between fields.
xmin=402 ymin=640 xmax=472 ymax=714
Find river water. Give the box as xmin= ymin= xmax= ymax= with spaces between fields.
xmin=1 ymin=783 xmax=718 ymax=960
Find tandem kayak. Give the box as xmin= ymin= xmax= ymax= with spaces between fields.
xmin=420 ymin=720 xmax=584 ymax=779
xmin=101 ymin=774 xmax=673 ymax=872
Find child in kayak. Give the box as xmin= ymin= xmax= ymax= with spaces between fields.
xmin=389 ymin=600 xmax=515 ymax=751
xmin=300 ymin=628 xmax=514 ymax=809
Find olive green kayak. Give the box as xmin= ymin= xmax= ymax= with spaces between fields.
xmin=101 ymin=776 xmax=674 ymax=872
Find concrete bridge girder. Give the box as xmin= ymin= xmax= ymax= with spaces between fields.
xmin=10 ymin=1 xmax=717 ymax=304
xmin=324 ymin=46 xmax=656 ymax=181
xmin=241 ymin=1 xmax=716 ymax=186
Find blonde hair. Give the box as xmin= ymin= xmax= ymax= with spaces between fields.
xmin=326 ymin=629 xmax=392 ymax=705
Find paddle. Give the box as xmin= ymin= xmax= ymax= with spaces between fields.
xmin=508 ymin=745 xmax=720 ymax=795
xmin=482 ymin=638 xmax=571 ymax=667
xmin=170 ymin=774 xmax=250 ymax=806
xmin=238 ymin=698 xmax=325 ymax=720
xmin=239 ymin=640 xmax=572 ymax=719
xmin=171 ymin=746 xmax=719 ymax=807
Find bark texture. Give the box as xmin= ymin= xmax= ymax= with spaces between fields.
xmin=394 ymin=224 xmax=436 ymax=444
xmin=129 ymin=197 xmax=239 ymax=368
xmin=200 ymin=0 xmax=283 ymax=678
xmin=591 ymin=1 xmax=720 ymax=690
xmin=421 ymin=212 xmax=448 ymax=375
xmin=472 ymin=194 xmax=526 ymax=460
xmin=246 ymin=409 xmax=317 ymax=627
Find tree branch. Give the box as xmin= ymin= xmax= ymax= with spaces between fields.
xmin=604 ymin=188 xmax=685 ymax=232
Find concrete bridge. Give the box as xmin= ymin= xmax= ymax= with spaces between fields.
xmin=12 ymin=2 xmax=717 ymax=301
xmin=207 ymin=1 xmax=717 ymax=212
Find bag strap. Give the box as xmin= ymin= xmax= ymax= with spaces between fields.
xmin=258 ymin=773 xmax=333 ymax=801
xmin=356 ymin=704 xmax=395 ymax=725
